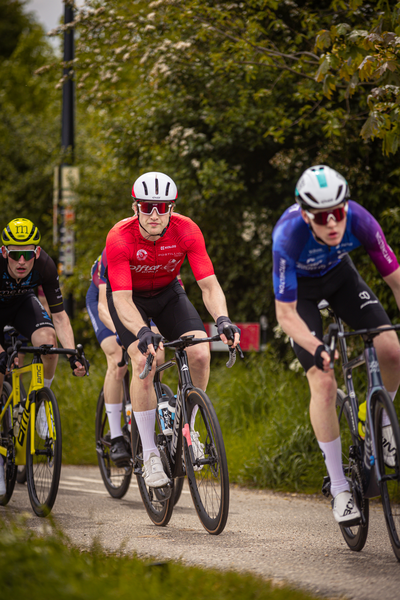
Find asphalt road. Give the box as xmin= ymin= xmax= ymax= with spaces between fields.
xmin=3 ymin=465 xmax=400 ymax=600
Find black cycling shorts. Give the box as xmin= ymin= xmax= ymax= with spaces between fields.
xmin=292 ymin=255 xmax=391 ymax=372
xmin=0 ymin=291 xmax=54 ymax=346
xmin=106 ymin=278 xmax=206 ymax=349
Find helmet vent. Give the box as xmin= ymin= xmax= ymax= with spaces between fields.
xmin=165 ymin=182 xmax=170 ymax=196
xmin=142 ymin=181 xmax=148 ymax=196
xmin=305 ymin=192 xmax=318 ymax=204
xmin=155 ymin=178 xmax=159 ymax=195
xmin=336 ymin=185 xmax=343 ymax=199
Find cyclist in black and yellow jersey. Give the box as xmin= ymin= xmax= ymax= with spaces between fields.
xmin=0 ymin=218 xmax=87 ymax=493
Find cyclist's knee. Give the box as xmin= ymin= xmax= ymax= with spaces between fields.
xmin=32 ymin=327 xmax=56 ymax=346
xmin=187 ymin=343 xmax=209 ymax=370
xmin=376 ymin=332 xmax=400 ymax=368
xmin=307 ymin=367 xmax=337 ymax=402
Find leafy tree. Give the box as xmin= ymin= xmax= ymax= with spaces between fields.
xmin=314 ymin=0 xmax=400 ymax=155
xmin=0 ymin=1 xmax=60 ymax=250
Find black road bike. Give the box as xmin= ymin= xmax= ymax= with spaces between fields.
xmin=320 ymin=301 xmax=400 ymax=561
xmin=132 ymin=334 xmax=243 ymax=535
xmin=95 ymin=350 xmax=184 ymax=504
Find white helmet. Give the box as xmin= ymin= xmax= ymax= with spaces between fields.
xmin=295 ymin=165 xmax=349 ymax=209
xmin=132 ymin=171 xmax=178 ymax=202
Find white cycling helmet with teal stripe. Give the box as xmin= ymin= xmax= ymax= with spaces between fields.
xmin=295 ymin=165 xmax=350 ymax=210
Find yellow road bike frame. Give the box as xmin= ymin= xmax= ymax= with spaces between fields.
xmin=0 ymin=362 xmax=55 ymax=463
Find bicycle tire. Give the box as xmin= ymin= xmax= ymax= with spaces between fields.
xmin=336 ymin=389 xmax=369 ymax=551
xmin=26 ymin=387 xmax=62 ymax=517
xmin=183 ymin=387 xmax=229 ymax=535
xmin=131 ymin=384 xmax=175 ymax=526
xmin=157 ymin=383 xmax=184 ymax=507
xmin=0 ymin=382 xmax=16 ymax=505
xmin=95 ymin=388 xmax=132 ymax=499
xmin=374 ymin=389 xmax=400 ymax=562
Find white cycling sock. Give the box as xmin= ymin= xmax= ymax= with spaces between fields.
xmin=105 ymin=402 xmax=123 ymax=440
xmin=133 ymin=409 xmax=159 ymax=462
xmin=382 ymin=390 xmax=397 ymax=427
xmin=44 ymin=378 xmax=54 ymax=388
xmin=318 ymin=436 xmax=349 ymax=498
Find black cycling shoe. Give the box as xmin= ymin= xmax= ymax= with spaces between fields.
xmin=110 ymin=437 xmax=131 ymax=466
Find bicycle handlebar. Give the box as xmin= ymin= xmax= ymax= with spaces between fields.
xmin=139 ymin=334 xmax=244 ymax=379
xmin=6 ymin=341 xmax=89 ymax=374
xmin=322 ymin=322 xmax=400 ymax=369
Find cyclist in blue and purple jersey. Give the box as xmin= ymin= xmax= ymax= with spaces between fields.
xmin=272 ymin=165 xmax=400 ymax=525
xmin=86 ymin=248 xmax=166 ymax=466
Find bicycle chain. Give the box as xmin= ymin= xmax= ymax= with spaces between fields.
xmin=352 ymin=457 xmax=366 ymax=519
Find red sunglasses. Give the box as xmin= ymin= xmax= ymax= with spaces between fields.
xmin=138 ymin=202 xmax=171 ymax=216
xmin=305 ymin=205 xmax=347 ymax=226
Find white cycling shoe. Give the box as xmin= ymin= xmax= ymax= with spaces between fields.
xmin=0 ymin=456 xmax=6 ymax=496
xmin=382 ymin=425 xmax=397 ymax=468
xmin=143 ymin=453 xmax=169 ymax=488
xmin=332 ymin=491 xmax=361 ymax=525
xmin=36 ymin=403 xmax=49 ymax=440
xmin=191 ymin=429 xmax=205 ymax=471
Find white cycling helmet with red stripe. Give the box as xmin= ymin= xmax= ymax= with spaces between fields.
xmin=132 ymin=172 xmax=178 ymax=203
xmin=295 ymin=165 xmax=349 ymax=210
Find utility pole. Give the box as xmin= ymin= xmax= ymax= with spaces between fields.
xmin=53 ymin=1 xmax=78 ymax=318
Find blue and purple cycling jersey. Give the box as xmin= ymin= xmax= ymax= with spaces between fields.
xmin=272 ymin=201 xmax=398 ymax=303
xmin=86 ymin=249 xmax=113 ymax=344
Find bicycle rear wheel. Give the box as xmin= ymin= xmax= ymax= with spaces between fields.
xmin=26 ymin=387 xmax=62 ymax=517
xmin=374 ymin=389 xmax=400 ymax=562
xmin=336 ymin=389 xmax=369 ymax=551
xmin=0 ymin=382 xmax=16 ymax=505
xmin=95 ymin=388 xmax=132 ymax=499
xmin=184 ymin=388 xmax=229 ymax=535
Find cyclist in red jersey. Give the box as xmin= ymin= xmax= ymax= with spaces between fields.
xmin=106 ymin=171 xmax=240 ymax=488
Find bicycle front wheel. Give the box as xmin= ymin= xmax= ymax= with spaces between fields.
xmin=374 ymin=389 xmax=400 ymax=562
xmin=0 ymin=382 xmax=16 ymax=505
xmin=95 ymin=388 xmax=132 ymax=499
xmin=184 ymin=388 xmax=229 ymax=535
xmin=336 ymin=389 xmax=369 ymax=551
xmin=26 ymin=387 xmax=62 ymax=517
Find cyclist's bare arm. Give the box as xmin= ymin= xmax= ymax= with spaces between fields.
xmin=112 ymin=289 xmax=163 ymax=357
xmin=275 ymin=299 xmax=330 ymax=370
xmin=98 ymin=283 xmax=116 ymax=332
xmin=384 ymin=266 xmax=400 ymax=311
xmin=197 ymin=274 xmax=240 ymax=347
xmin=51 ymin=310 xmax=86 ymax=376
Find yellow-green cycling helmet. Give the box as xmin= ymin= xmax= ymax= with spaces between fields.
xmin=1 ymin=218 xmax=41 ymax=247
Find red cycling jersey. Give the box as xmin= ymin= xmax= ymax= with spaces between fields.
xmin=106 ymin=213 xmax=214 ymax=294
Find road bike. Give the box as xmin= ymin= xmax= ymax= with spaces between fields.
xmin=132 ymin=334 xmax=243 ymax=535
xmin=0 ymin=328 xmax=89 ymax=517
xmin=95 ymin=348 xmax=185 ymax=504
xmin=319 ymin=301 xmax=400 ymax=561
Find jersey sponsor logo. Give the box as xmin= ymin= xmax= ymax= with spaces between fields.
xmin=164 ymin=259 xmax=179 ymax=273
xmin=288 ymin=204 xmax=300 ymax=212
xmin=160 ymin=245 xmax=176 ymax=250
xmin=375 ymin=231 xmax=393 ymax=264
xmin=130 ymin=264 xmax=163 ymax=273
xmin=278 ymin=257 xmax=286 ymax=295
xmin=137 ymin=249 xmax=148 ymax=261
xmin=359 ymin=291 xmax=370 ymax=300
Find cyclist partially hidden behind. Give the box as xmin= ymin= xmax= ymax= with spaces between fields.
xmin=106 ymin=171 xmax=240 ymax=488
xmin=272 ymin=165 xmax=400 ymax=525
xmin=0 ymin=218 xmax=87 ymax=493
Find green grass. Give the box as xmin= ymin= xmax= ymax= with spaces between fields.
xmin=0 ymin=515 xmax=324 ymax=600
xmin=50 ymin=345 xmax=326 ymax=493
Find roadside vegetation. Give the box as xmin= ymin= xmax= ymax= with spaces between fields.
xmin=0 ymin=514 xmax=325 ymax=600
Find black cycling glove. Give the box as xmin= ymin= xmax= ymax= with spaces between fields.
xmin=137 ymin=327 xmax=162 ymax=356
xmin=0 ymin=351 xmax=7 ymax=375
xmin=216 ymin=316 xmax=241 ymax=343
xmin=314 ymin=344 xmax=330 ymax=371
xmin=68 ymin=354 xmax=90 ymax=376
